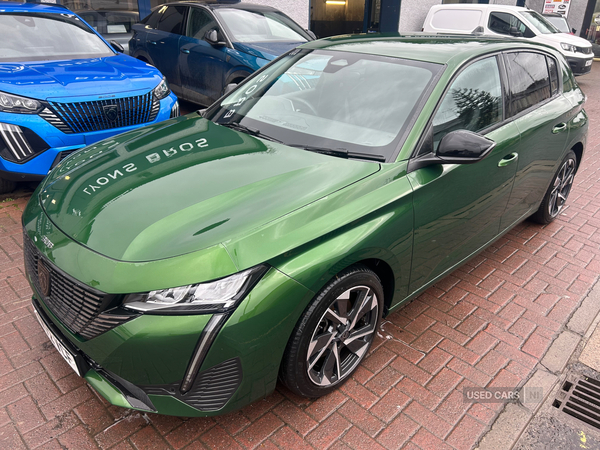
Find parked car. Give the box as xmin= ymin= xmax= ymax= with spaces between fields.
xmin=542 ymin=12 xmax=575 ymax=35
xmin=423 ymin=4 xmax=594 ymax=75
xmin=0 ymin=2 xmax=179 ymax=193
xmin=75 ymin=9 xmax=140 ymax=54
xmin=129 ymin=1 xmax=314 ymax=107
xmin=24 ymin=34 xmax=586 ymax=416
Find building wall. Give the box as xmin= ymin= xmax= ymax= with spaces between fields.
xmin=241 ymin=0 xmax=309 ymax=29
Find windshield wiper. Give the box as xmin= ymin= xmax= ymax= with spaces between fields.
xmin=219 ymin=122 xmax=283 ymax=144
xmin=289 ymin=145 xmax=386 ymax=162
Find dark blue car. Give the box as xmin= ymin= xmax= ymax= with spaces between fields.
xmin=130 ymin=1 xmax=313 ymax=107
xmin=0 ymin=3 xmax=178 ymax=193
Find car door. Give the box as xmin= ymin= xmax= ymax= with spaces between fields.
xmin=407 ymin=55 xmax=520 ymax=293
xmin=499 ymin=51 xmax=572 ymax=229
xmin=178 ymin=7 xmax=229 ymax=105
xmin=144 ymin=5 xmax=187 ymax=92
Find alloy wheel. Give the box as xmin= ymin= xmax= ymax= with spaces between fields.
xmin=306 ymin=285 xmax=379 ymax=387
xmin=548 ymin=157 xmax=575 ymax=218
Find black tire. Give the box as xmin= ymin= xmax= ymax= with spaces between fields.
xmin=530 ymin=150 xmax=577 ymax=224
xmin=280 ymin=265 xmax=384 ymax=398
xmin=0 ymin=178 xmax=16 ymax=195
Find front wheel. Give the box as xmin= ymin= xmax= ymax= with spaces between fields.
xmin=530 ymin=150 xmax=577 ymax=224
xmin=280 ymin=265 xmax=383 ymax=398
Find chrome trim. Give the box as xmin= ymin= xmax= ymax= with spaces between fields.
xmin=180 ymin=313 xmax=227 ymax=394
xmin=0 ymin=123 xmax=33 ymax=161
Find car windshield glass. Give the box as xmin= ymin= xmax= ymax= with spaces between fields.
xmin=521 ymin=11 xmax=560 ymax=34
xmin=204 ymin=49 xmax=442 ymax=162
xmin=544 ymin=15 xmax=570 ymax=33
xmin=0 ymin=12 xmax=113 ymax=62
xmin=215 ymin=8 xmax=308 ymax=42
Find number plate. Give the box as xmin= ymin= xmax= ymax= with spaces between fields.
xmin=34 ymin=310 xmax=81 ymax=377
xmin=585 ymin=59 xmax=593 ymax=67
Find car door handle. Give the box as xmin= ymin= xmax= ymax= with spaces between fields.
xmin=181 ymin=48 xmax=190 ymax=54
xmin=149 ymin=41 xmax=157 ymax=45
xmin=498 ymin=153 xmax=518 ymax=167
xmin=552 ymin=123 xmax=567 ymax=134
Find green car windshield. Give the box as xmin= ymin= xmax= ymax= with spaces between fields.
xmin=205 ymin=49 xmax=442 ymax=162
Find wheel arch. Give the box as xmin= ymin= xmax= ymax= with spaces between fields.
xmin=571 ymin=141 xmax=584 ymax=172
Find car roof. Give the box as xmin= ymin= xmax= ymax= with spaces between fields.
xmin=301 ymin=33 xmax=560 ymax=66
xmin=158 ymin=1 xmax=279 ymax=13
xmin=0 ymin=2 xmax=72 ymax=14
xmin=430 ymin=4 xmax=529 ymax=12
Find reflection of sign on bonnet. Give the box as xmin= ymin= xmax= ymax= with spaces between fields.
xmin=543 ymin=0 xmax=571 ymax=17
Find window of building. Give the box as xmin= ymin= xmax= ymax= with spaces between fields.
xmin=432 ymin=56 xmax=503 ymax=150
xmin=505 ymin=52 xmax=551 ymax=116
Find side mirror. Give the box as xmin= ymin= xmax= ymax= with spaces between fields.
xmin=205 ymin=29 xmax=226 ymax=46
xmin=407 ymin=130 xmax=496 ymax=173
xmin=306 ymin=29 xmax=317 ymax=40
xmin=509 ymin=26 xmax=523 ymax=37
xmin=223 ymin=83 xmax=237 ymax=96
xmin=110 ymin=40 xmax=124 ymax=53
xmin=437 ymin=130 xmax=496 ymax=163
xmin=572 ymin=28 xmax=577 ymax=34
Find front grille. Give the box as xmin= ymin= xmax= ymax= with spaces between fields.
xmin=23 ymin=233 xmax=136 ymax=339
xmin=577 ymin=46 xmax=593 ymax=55
xmin=142 ymin=358 xmax=242 ymax=411
xmin=41 ymin=92 xmax=160 ymax=134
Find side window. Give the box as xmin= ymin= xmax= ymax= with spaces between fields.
xmin=547 ymin=56 xmax=559 ymax=96
xmin=432 ymin=56 xmax=503 ymax=150
xmin=187 ymin=8 xmax=218 ymax=40
xmin=506 ymin=52 xmax=551 ymax=116
xmin=143 ymin=8 xmax=163 ymax=29
xmin=157 ymin=6 xmax=186 ymax=35
xmin=489 ymin=12 xmax=533 ymax=37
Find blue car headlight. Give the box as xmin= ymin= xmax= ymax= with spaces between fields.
xmin=0 ymin=91 xmax=43 ymax=114
xmin=153 ymin=77 xmax=171 ymax=100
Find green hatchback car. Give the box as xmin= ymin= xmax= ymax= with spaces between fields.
xmin=23 ymin=34 xmax=587 ymax=417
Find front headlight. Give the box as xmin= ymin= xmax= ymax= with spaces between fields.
xmin=123 ymin=265 xmax=268 ymax=314
xmin=153 ymin=77 xmax=170 ymax=100
xmin=561 ymin=42 xmax=577 ymax=53
xmin=0 ymin=91 xmax=43 ymax=114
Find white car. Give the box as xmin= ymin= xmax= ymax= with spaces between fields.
xmin=423 ymin=4 xmax=593 ymax=75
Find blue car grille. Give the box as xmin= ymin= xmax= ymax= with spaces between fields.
xmin=39 ymin=92 xmax=160 ymax=134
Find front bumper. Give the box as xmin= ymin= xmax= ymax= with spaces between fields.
xmin=0 ymin=93 xmax=177 ymax=179
xmin=566 ymin=55 xmax=594 ymax=75
xmin=23 ymin=214 xmax=313 ymax=416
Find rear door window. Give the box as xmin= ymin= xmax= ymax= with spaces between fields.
xmin=432 ymin=56 xmax=504 ymax=150
xmin=505 ymin=52 xmax=551 ymax=116
xmin=157 ymin=5 xmax=186 ymax=35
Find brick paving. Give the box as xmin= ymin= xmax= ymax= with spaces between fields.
xmin=1 ymin=65 xmax=600 ymax=450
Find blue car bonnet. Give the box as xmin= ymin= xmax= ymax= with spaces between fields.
xmin=232 ymin=41 xmax=305 ymax=61
xmin=0 ymin=56 xmax=162 ymax=99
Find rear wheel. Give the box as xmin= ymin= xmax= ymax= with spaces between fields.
xmin=530 ymin=150 xmax=577 ymax=224
xmin=280 ymin=265 xmax=383 ymax=397
xmin=0 ymin=178 xmax=16 ymax=195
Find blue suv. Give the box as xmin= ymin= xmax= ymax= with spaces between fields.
xmin=130 ymin=1 xmax=313 ymax=107
xmin=0 ymin=3 xmax=179 ymax=193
